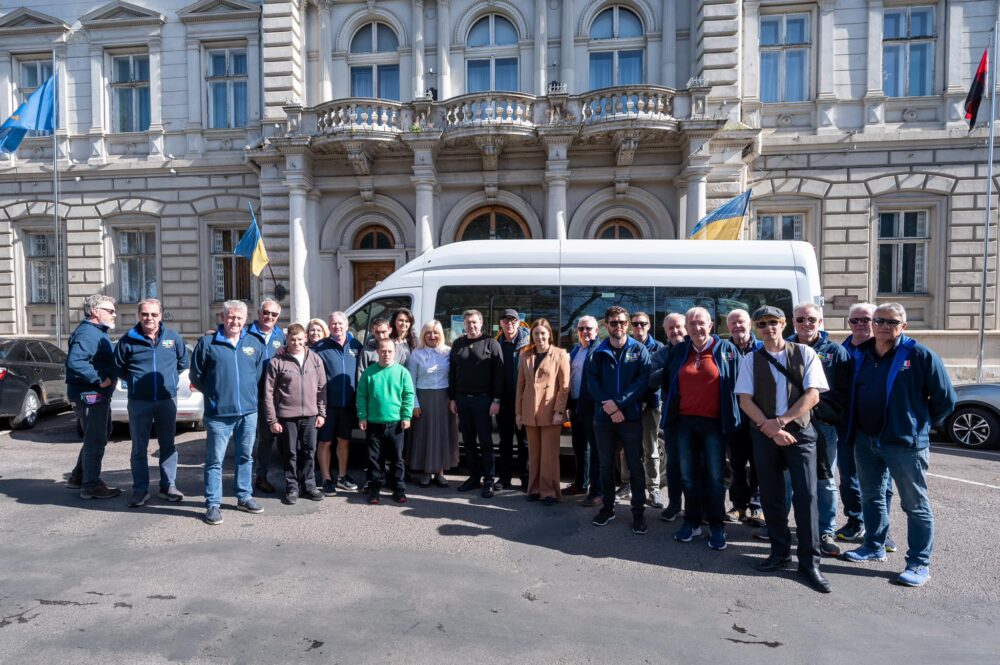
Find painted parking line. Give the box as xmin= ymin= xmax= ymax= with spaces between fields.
xmin=928 ymin=473 xmax=1000 ymax=490
xmin=930 ymin=444 xmax=1000 ymax=460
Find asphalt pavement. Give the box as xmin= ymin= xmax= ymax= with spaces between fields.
xmin=0 ymin=411 xmax=998 ymax=664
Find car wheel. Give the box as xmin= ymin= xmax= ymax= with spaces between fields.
xmin=11 ymin=390 xmax=41 ymax=430
xmin=948 ymin=406 xmax=1000 ymax=450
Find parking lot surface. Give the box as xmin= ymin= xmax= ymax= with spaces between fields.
xmin=1 ymin=412 xmax=998 ymax=664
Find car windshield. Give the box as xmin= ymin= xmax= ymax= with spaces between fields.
xmin=0 ymin=340 xmax=15 ymax=360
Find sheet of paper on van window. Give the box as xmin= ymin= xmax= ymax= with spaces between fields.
xmin=450 ymin=315 xmax=465 ymax=342
xmin=602 ymin=293 xmax=615 ymax=298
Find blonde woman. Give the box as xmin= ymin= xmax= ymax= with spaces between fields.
xmin=406 ymin=320 xmax=459 ymax=487
xmin=515 ymin=319 xmax=570 ymax=505
xmin=306 ymin=318 xmax=329 ymax=348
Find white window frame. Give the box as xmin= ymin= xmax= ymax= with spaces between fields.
xmin=208 ymin=225 xmax=254 ymax=304
xmin=205 ymin=45 xmax=248 ymax=129
xmin=14 ymin=220 xmax=62 ymax=334
xmin=882 ymin=5 xmax=936 ymax=98
xmin=25 ymin=231 xmax=57 ymax=305
xmin=754 ymin=212 xmax=806 ymax=241
xmin=876 ymin=209 xmax=930 ymax=295
xmin=758 ymin=12 xmax=811 ymax=103
xmin=14 ymin=56 xmax=54 ymax=138
xmin=348 ymin=21 xmax=401 ymax=100
xmin=113 ymin=228 xmax=159 ymax=304
xmin=109 ymin=52 xmax=151 ymax=133
xmin=587 ymin=6 xmax=646 ymax=90
xmin=465 ymin=14 xmax=521 ymax=93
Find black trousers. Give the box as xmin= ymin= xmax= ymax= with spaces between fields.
xmin=457 ymin=394 xmax=495 ymax=482
xmin=497 ymin=396 xmax=527 ymax=482
xmin=366 ymin=421 xmax=405 ymax=493
xmin=254 ymin=404 xmax=276 ymax=479
xmin=751 ymin=427 xmax=821 ymax=569
xmin=279 ymin=417 xmax=317 ymax=493
xmin=728 ymin=426 xmax=761 ymax=510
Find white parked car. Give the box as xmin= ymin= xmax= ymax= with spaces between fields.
xmin=110 ymin=344 xmax=204 ymax=431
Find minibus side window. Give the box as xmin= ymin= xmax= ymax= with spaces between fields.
xmin=559 ymin=286 xmax=654 ymax=349
xmin=434 ymin=286 xmax=558 ymax=344
xmin=348 ymin=295 xmax=412 ymax=345
xmin=654 ymin=287 xmax=795 ymax=341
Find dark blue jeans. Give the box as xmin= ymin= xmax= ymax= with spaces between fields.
xmin=838 ymin=437 xmax=894 ymax=522
xmin=128 ymin=398 xmax=178 ymax=493
xmin=71 ymin=397 xmax=113 ymax=490
xmin=663 ymin=425 xmax=683 ymax=511
xmin=456 ymin=393 xmax=495 ymax=482
xmin=593 ymin=416 xmax=645 ymax=514
xmin=676 ymin=416 xmax=727 ymax=528
xmin=570 ymin=404 xmax=596 ymax=491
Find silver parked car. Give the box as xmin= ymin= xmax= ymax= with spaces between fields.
xmin=944 ymin=383 xmax=1000 ymax=450
xmin=110 ymin=344 xmax=204 ymax=431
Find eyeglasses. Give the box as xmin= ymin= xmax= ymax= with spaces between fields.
xmin=873 ymin=317 xmax=903 ymax=328
xmin=631 ymin=321 xmax=649 ymax=328
xmin=577 ymin=326 xmax=594 ymax=331
xmin=795 ymin=316 xmax=818 ymax=324
xmin=97 ymin=307 xmax=116 ymax=315
xmin=848 ymin=317 xmax=872 ymax=325
xmin=262 ymin=310 xmax=280 ymax=318
xmin=607 ymin=320 xmax=629 ymax=327
xmin=755 ymin=320 xmax=783 ymax=329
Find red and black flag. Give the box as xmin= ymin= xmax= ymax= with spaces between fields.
xmin=965 ymin=47 xmax=990 ymax=132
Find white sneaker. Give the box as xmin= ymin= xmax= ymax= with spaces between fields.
xmin=647 ymin=488 xmax=664 ymax=509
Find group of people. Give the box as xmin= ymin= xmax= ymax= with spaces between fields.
xmin=63 ymin=293 xmax=956 ymax=593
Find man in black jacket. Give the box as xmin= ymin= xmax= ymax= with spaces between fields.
xmin=496 ymin=308 xmax=529 ymax=490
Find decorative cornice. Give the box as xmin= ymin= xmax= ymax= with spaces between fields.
xmin=80 ymin=1 xmax=166 ymax=29
xmin=0 ymin=8 xmax=69 ymax=36
xmin=178 ymin=0 xmax=262 ymax=24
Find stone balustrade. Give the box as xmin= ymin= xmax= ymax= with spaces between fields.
xmin=315 ymin=99 xmax=406 ymax=134
xmin=579 ymin=86 xmax=674 ymax=124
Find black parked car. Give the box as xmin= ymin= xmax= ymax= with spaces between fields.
xmin=0 ymin=338 xmax=70 ymax=429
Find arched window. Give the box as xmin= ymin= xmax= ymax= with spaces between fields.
xmin=349 ymin=21 xmax=400 ymax=100
xmin=466 ymin=14 xmax=519 ymax=93
xmin=588 ymin=6 xmax=644 ymax=90
xmin=457 ymin=207 xmax=530 ymax=241
xmin=596 ymin=219 xmax=640 ymax=239
xmin=354 ymin=224 xmax=394 ymax=250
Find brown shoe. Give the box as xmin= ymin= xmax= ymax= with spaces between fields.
xmin=254 ymin=477 xmax=275 ymax=494
xmin=80 ymin=483 xmax=122 ymax=500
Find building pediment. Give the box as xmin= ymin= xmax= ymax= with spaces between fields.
xmin=80 ymin=1 xmax=166 ymax=29
xmin=178 ymin=0 xmax=261 ymax=24
xmin=0 ymin=8 xmax=69 ymax=36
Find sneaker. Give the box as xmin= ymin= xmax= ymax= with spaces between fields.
xmin=204 ymin=505 xmax=223 ymax=525
xmin=835 ymin=517 xmax=865 ymax=542
xmin=368 ymin=486 xmax=380 ymax=505
xmin=752 ymin=525 xmax=770 ymax=541
xmin=708 ymin=526 xmax=727 ymax=550
xmin=80 ymin=484 xmax=122 ymax=500
xmin=337 ymin=475 xmax=358 ymax=491
xmin=127 ymin=490 xmax=150 ymax=508
xmin=615 ymin=484 xmax=632 ymax=500
xmin=392 ymin=489 xmax=407 ymax=504
xmin=481 ymin=483 xmax=495 ymax=499
xmin=456 ymin=477 xmax=481 ymax=492
xmin=726 ymin=507 xmax=747 ymax=523
xmin=303 ymin=488 xmax=324 ymax=501
xmin=746 ymin=508 xmax=766 ymax=527
xmin=254 ymin=477 xmax=275 ymax=494
xmin=157 ymin=486 xmax=184 ymax=502
xmin=321 ymin=479 xmax=337 ymax=497
xmin=592 ymin=507 xmax=616 ymax=526
xmin=843 ymin=545 xmax=887 ymax=563
xmin=885 ymin=534 xmax=898 ymax=553
xmin=283 ymin=490 xmax=299 ymax=505
xmin=433 ymin=474 xmax=450 ymax=488
xmin=563 ymin=483 xmax=586 ymax=496
xmin=581 ymin=494 xmax=602 ymax=507
xmin=660 ymin=504 xmax=681 ymax=522
xmin=674 ymin=524 xmax=703 ymax=543
xmin=418 ymin=474 xmax=432 ymax=488
xmin=632 ymin=514 xmax=648 ymax=535
xmin=236 ymin=498 xmax=264 ymax=514
xmin=820 ymin=533 xmax=842 ymax=557
xmin=65 ymin=475 xmax=82 ymax=490
xmin=647 ymin=488 xmax=664 ymax=509
xmin=896 ymin=565 xmax=930 ymax=587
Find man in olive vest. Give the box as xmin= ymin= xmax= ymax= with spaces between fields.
xmin=734 ymin=305 xmax=831 ymax=594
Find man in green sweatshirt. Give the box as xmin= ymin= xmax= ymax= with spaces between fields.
xmin=357 ymin=338 xmax=415 ymax=504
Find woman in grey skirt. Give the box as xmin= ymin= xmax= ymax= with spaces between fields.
xmin=406 ymin=320 xmax=460 ymax=487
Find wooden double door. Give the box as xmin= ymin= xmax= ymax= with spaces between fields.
xmin=352 ymin=261 xmax=395 ymax=301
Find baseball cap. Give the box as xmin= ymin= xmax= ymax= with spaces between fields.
xmin=751 ymin=305 xmax=787 ymax=321
xmin=501 ymin=308 xmax=520 ymax=320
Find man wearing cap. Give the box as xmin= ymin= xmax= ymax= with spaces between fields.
xmin=496 ymin=308 xmax=530 ymax=490
xmin=734 ymin=306 xmax=832 ymax=593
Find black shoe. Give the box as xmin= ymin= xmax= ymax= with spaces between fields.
xmin=392 ymin=489 xmax=407 ymax=504
xmin=303 ymin=488 xmax=324 ymax=501
xmin=456 ymin=478 xmax=481 ymax=492
xmin=632 ymin=514 xmax=648 ymax=535
xmin=526 ymin=493 xmax=541 ymax=502
xmin=481 ymin=483 xmax=495 ymax=498
xmin=542 ymin=496 xmax=557 ymax=506
xmin=592 ymin=507 xmax=616 ymax=526
xmin=321 ymin=479 xmax=337 ymax=496
xmin=283 ymin=490 xmax=299 ymax=505
xmin=519 ymin=474 xmax=529 ymax=491
xmin=798 ymin=566 xmax=832 ymax=593
xmin=497 ymin=477 xmax=511 ymax=490
xmin=755 ymin=554 xmax=792 ymax=572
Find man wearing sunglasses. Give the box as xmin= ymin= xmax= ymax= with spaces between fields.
xmin=567 ymin=316 xmax=601 ymax=504
xmin=624 ymin=311 xmax=665 ymax=510
xmin=247 ymin=299 xmax=286 ymax=494
xmin=735 ymin=306 xmax=831 ymax=593
xmin=841 ymin=303 xmax=955 ymax=588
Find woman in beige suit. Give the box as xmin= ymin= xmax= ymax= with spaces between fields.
xmin=515 ymin=318 xmax=570 ymax=505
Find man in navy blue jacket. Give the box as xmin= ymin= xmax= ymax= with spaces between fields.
xmin=587 ymin=305 xmax=651 ymax=534
xmin=567 ymin=315 xmax=600 ymax=504
xmin=842 ymin=303 xmax=956 ymax=587
xmin=190 ymin=300 xmax=266 ymax=525
xmin=114 ymin=298 xmax=189 ymax=508
xmin=247 ymin=299 xmax=286 ymax=493
xmin=65 ymin=294 xmax=120 ymax=499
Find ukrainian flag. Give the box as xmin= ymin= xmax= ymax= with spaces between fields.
xmin=689 ymin=190 xmax=752 ymax=241
xmin=235 ymin=204 xmax=270 ymax=276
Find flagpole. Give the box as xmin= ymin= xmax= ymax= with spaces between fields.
xmin=51 ymin=47 xmax=62 ymax=348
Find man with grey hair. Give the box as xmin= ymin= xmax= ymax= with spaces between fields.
xmin=191 ymin=300 xmax=267 ymax=525
xmin=114 ymin=298 xmax=189 ymax=507
xmin=842 ymin=303 xmax=955 ymax=587
xmin=247 ymin=299 xmax=286 ymax=494
xmin=567 ymin=315 xmax=600 ymax=503
xmin=725 ymin=308 xmax=764 ymax=526
xmin=65 ymin=294 xmax=120 ymax=499
xmin=649 ymin=311 xmax=688 ymax=520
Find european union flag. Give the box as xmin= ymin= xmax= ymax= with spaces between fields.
xmin=0 ymin=74 xmax=56 ymax=155
xmin=689 ymin=190 xmax=752 ymax=241
xmin=235 ymin=203 xmax=270 ymax=276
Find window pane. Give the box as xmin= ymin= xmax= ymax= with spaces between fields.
xmin=910 ymin=8 xmax=934 ymax=37
xmin=115 ymin=88 xmax=134 ymax=132
xmin=137 ymin=87 xmax=151 ymax=131
xmin=351 ymin=24 xmax=373 ymax=53
xmin=495 ymin=58 xmax=518 ymax=91
xmin=41 ymin=62 xmax=53 ymax=80
xmin=589 ymin=52 xmax=613 ymax=90
xmin=781 ymin=216 xmax=797 ymax=240
xmin=591 ymin=8 xmax=614 ymax=39
xmin=21 ymin=62 xmax=39 ymax=88
xmin=209 ymin=52 xmax=227 ymax=77
xmin=883 ymin=44 xmax=904 ymax=97
xmin=467 ymin=59 xmax=490 ymax=93
xmin=760 ymin=52 xmax=780 ymax=102
xmin=494 ymin=16 xmax=518 ymax=45
xmin=883 ymin=10 xmax=904 ymax=39
xmin=351 ymin=67 xmax=374 ymax=97
xmin=232 ymin=81 xmax=248 ymax=127
xmin=494 ymin=213 xmax=526 ymax=239
xmin=785 ymin=49 xmax=808 ymax=101
xmin=460 ymin=214 xmax=491 ymax=240
xmin=468 ymin=17 xmax=491 ymax=47
xmin=878 ymin=244 xmax=895 ymax=292
xmin=760 ymin=18 xmax=781 ymax=46
xmin=758 ymin=216 xmax=775 ymax=240
xmin=618 ymin=8 xmax=643 ymax=38
xmin=657 ymin=287 xmax=795 ymax=340
xmin=376 ymin=23 xmax=399 ymax=52
xmin=879 ymin=212 xmax=897 ymax=238
xmin=134 ymin=56 xmax=150 ymax=82
xmin=909 ymin=42 xmax=933 ymax=96
xmin=210 ymin=82 xmax=228 ymax=128
xmin=900 ymin=243 xmax=917 ymax=292
xmin=231 ymin=51 xmax=248 ymax=76
xmin=618 ymin=50 xmax=643 ymax=85
xmin=786 ymin=16 xmax=808 ymax=45
xmin=114 ymin=56 xmax=131 ymax=83
xmin=562 ymin=286 xmax=654 ymax=346
xmin=378 ymin=65 xmax=400 ymax=100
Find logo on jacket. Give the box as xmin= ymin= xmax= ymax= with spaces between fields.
xmin=349 ymin=349 xmax=357 ymax=357
xmin=162 ymin=339 xmax=175 ymax=349
xmin=624 ymin=349 xmax=639 ymax=363
xmin=272 ymin=340 xmax=281 ymax=349
xmin=902 ymin=360 xmax=911 ymax=371
xmin=242 ymin=346 xmax=256 ymax=356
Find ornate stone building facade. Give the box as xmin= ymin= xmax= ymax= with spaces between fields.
xmin=0 ymin=0 xmax=998 ymax=374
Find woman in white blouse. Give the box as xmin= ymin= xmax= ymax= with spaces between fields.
xmin=406 ymin=320 xmax=459 ymax=487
